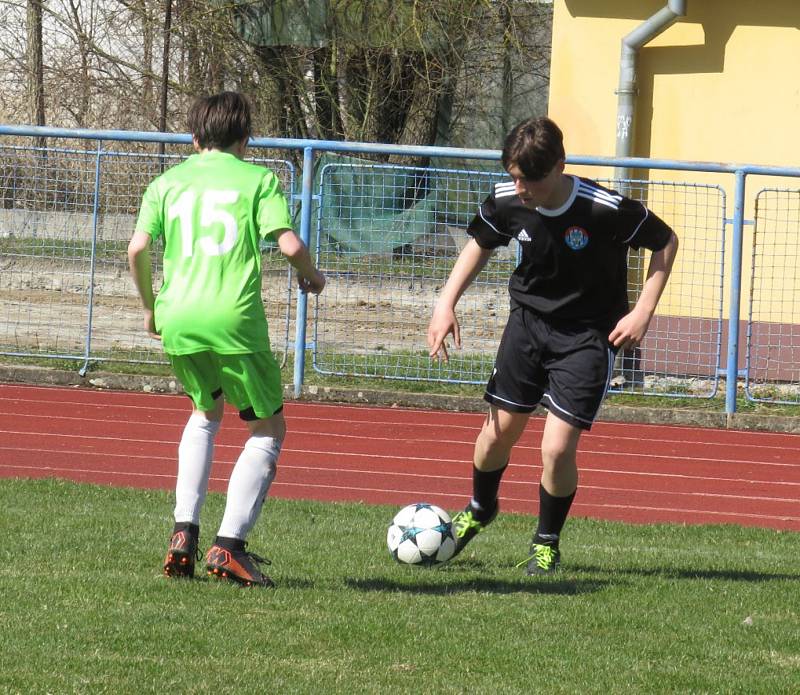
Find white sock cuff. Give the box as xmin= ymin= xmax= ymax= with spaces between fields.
xmin=187 ymin=413 xmax=221 ymax=435
xmin=244 ymin=434 xmax=282 ymax=456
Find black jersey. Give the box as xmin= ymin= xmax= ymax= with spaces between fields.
xmin=467 ymin=175 xmax=673 ymax=331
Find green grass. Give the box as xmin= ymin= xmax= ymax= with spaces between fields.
xmin=1 ymin=479 xmax=798 ymax=694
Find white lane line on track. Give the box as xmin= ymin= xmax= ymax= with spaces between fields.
xmin=3 ymin=463 xmax=797 ymax=524
xmin=3 ymin=401 xmax=799 ymax=453
xmin=2 ymin=385 xmax=794 ymax=434
xmin=2 ymin=452 xmax=800 ymax=495
xmin=1 ymin=427 xmax=799 ymax=471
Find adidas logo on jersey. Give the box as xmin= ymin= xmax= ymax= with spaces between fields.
xmin=517 ymin=229 xmax=532 ymax=242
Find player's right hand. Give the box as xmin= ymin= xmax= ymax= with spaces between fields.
xmin=427 ymin=305 xmax=460 ymax=362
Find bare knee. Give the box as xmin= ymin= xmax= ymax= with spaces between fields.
xmin=540 ymin=437 xmax=575 ymax=468
xmin=475 ymin=408 xmax=529 ymax=469
xmin=247 ymin=409 xmax=287 ymax=442
xmin=477 ymin=421 xmax=516 ymax=454
xmin=540 ymin=415 xmax=582 ymax=470
xmin=196 ymin=394 xmax=224 ymax=422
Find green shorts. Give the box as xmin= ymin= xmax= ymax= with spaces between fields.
xmin=168 ymin=350 xmax=283 ymax=420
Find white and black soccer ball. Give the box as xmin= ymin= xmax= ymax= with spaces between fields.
xmin=387 ymin=502 xmax=456 ymax=567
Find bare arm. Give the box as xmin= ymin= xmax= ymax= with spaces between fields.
xmin=274 ymin=228 xmax=326 ymax=294
xmin=427 ymin=238 xmax=494 ymax=361
xmin=127 ymin=230 xmax=160 ymax=339
xmin=609 ymin=230 xmax=679 ymax=349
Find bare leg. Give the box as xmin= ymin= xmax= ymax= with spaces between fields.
xmin=539 ymin=411 xmax=582 ymax=496
xmin=473 ymin=405 xmax=531 ymax=471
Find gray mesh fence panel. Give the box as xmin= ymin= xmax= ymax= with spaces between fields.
xmin=599 ymin=179 xmax=726 ymax=398
xmin=313 ymin=163 xmax=512 ymax=383
xmin=0 ymin=145 xmax=98 ymax=360
xmin=0 ymin=143 xmax=295 ymax=367
xmin=746 ymin=187 xmax=800 ymax=404
xmin=314 ymin=169 xmax=726 ymax=396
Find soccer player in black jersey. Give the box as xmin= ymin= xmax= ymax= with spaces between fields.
xmin=427 ymin=117 xmax=679 ymax=574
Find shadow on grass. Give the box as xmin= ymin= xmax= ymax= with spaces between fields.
xmin=160 ymin=573 xmax=316 ymax=590
xmin=572 ymin=563 xmax=800 ymax=582
xmin=345 ymin=576 xmax=609 ymax=596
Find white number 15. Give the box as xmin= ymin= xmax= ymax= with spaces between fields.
xmin=167 ymin=189 xmax=240 ymax=257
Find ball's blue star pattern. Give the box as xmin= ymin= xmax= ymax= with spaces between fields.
xmin=388 ymin=502 xmax=457 ymax=567
xmin=400 ymin=526 xmax=422 ymax=543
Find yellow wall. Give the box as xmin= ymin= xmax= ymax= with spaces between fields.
xmin=549 ymin=0 xmax=800 ymax=322
xmin=551 ymin=0 xmax=800 ymax=165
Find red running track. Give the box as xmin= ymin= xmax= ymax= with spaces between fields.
xmin=1 ymin=383 xmax=799 ymax=530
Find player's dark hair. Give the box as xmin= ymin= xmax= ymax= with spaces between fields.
xmin=188 ymin=91 xmax=252 ymax=149
xmin=501 ymin=116 xmax=565 ymax=181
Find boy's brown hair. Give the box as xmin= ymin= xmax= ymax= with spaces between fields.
xmin=188 ymin=92 xmax=252 ymax=149
xmin=501 ymin=116 xmax=565 ymax=181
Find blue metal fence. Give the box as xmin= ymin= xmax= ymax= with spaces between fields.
xmin=1 ymin=124 xmax=799 ymax=415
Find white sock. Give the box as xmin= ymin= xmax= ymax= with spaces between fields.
xmin=217 ymin=435 xmax=281 ymax=540
xmin=173 ymin=413 xmax=221 ymax=525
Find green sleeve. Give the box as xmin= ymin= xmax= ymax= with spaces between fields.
xmin=256 ymin=172 xmax=293 ymax=239
xmin=135 ymin=180 xmax=164 ymax=241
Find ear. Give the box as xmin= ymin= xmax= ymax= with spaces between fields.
xmin=192 ymin=136 xmax=201 ymax=152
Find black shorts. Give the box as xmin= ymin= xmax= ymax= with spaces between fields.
xmin=484 ymin=305 xmax=617 ymax=430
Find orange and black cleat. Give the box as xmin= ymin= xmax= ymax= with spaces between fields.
xmin=163 ymin=527 xmax=200 ymax=578
xmin=205 ymin=544 xmax=275 ymax=588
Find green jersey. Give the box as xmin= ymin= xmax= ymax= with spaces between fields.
xmin=135 ymin=151 xmax=292 ymax=355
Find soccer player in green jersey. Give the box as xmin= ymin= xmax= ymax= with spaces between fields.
xmin=128 ymin=92 xmax=325 ymax=587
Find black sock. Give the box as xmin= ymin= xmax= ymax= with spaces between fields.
xmin=470 ymin=461 xmax=508 ymax=521
xmin=173 ymin=522 xmax=199 ymax=539
xmin=534 ymin=484 xmax=576 ymax=544
xmin=214 ymin=536 xmax=245 ymax=552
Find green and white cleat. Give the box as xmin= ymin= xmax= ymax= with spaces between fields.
xmin=449 ymin=503 xmax=498 ymax=560
xmin=521 ymin=541 xmax=561 ymax=575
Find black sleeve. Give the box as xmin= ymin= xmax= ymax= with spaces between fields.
xmin=617 ymin=198 xmax=674 ymax=251
xmin=466 ymin=193 xmax=512 ymax=249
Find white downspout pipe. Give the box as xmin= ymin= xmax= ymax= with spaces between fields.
xmin=616 ymin=0 xmax=687 ymax=181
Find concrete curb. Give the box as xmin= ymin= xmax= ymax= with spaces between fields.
xmin=2 ymin=364 xmax=798 ymax=434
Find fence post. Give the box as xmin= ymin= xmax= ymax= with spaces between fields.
xmin=725 ymin=170 xmax=747 ymax=417
xmin=292 ymin=146 xmax=315 ymax=397
xmin=79 ymin=142 xmax=104 ymax=377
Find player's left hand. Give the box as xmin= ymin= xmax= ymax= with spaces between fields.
xmin=609 ymin=307 xmax=652 ymax=350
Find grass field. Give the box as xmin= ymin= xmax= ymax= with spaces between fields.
xmin=1 ymin=479 xmax=798 ymax=694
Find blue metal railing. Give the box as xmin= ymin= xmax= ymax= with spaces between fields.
xmin=2 ymin=124 xmax=800 ymax=414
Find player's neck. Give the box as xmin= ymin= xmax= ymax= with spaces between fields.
xmin=540 ymin=174 xmax=574 ymax=210
xmin=199 ymin=146 xmax=244 ymax=159
xmin=195 ymin=138 xmax=248 ymax=159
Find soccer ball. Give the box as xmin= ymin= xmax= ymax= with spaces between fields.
xmin=387 ymin=502 xmax=456 ymax=567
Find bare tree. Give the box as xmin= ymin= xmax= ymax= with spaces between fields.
xmin=26 ymin=0 xmax=46 ymax=129
xmin=1 ymin=0 xmax=551 ymax=154
xmin=229 ymin=0 xmax=550 ymax=154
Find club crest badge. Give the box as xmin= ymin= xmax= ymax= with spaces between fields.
xmin=564 ymin=226 xmax=589 ymax=250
